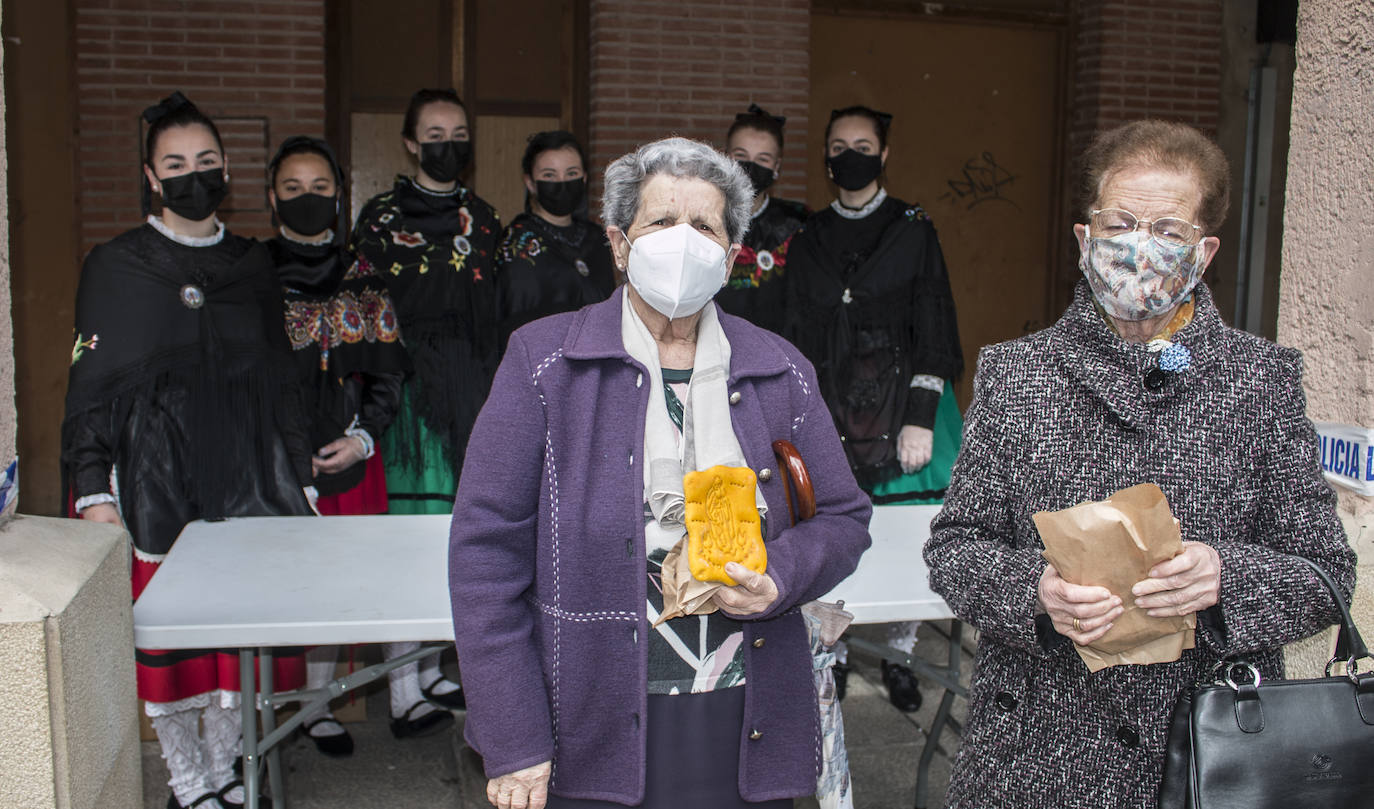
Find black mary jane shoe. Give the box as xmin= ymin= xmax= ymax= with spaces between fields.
xmin=421 ymin=677 xmax=467 ymax=710
xmin=881 ymin=659 xmax=924 ymax=713
xmin=167 ymin=793 xmax=224 ymax=809
xmin=302 ymin=716 xmax=355 ymax=758
xmin=389 ymin=700 xmax=456 ymax=739
xmin=214 ymin=778 xmax=272 ymax=809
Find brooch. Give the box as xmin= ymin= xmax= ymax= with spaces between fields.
xmin=1146 ymin=339 xmax=1191 ymax=372
xmin=180 ymin=284 xmax=205 ymax=309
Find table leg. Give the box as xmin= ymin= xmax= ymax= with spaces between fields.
xmin=239 ymin=650 xmax=261 ymax=809
xmin=914 ymin=620 xmax=963 ymax=809
xmin=259 ymin=647 xmax=287 ymax=809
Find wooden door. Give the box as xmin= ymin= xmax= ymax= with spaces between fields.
xmin=329 ymin=0 xmax=589 ymax=226
xmin=809 ymin=12 xmax=1067 ymax=406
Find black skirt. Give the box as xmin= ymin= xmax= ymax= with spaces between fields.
xmin=546 ymin=686 xmax=796 ymax=809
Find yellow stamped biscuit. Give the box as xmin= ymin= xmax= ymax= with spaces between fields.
xmin=683 ymin=464 xmax=767 ymax=586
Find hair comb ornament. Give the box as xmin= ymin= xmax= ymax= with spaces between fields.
xmin=737 ymin=103 xmax=787 ymax=128
xmin=829 ymin=106 xmax=894 ymax=133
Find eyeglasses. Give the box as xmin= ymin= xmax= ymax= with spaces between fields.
xmin=1090 ymin=208 xmax=1202 ymax=247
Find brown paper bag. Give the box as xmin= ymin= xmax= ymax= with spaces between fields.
xmin=1033 ymin=483 xmax=1196 ymax=672
xmin=654 ymin=537 xmax=721 ymax=626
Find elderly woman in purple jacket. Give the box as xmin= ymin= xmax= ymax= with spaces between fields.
xmin=449 ymin=137 xmax=871 ymax=809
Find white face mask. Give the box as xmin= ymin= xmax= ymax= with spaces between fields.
xmin=624 ymin=223 xmax=729 ymax=319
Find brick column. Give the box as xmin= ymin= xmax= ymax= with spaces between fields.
xmin=588 ymin=0 xmax=810 ymax=201
xmin=1070 ymin=1 xmax=1223 ymax=161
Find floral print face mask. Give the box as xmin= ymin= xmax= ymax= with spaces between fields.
xmin=1079 ymin=226 xmax=1206 ymax=321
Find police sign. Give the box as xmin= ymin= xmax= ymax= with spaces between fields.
xmin=1315 ymin=422 xmax=1374 ymax=496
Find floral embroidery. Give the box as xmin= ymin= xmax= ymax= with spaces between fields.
xmin=284 ymin=288 xmax=401 ymax=370
xmin=454 ymin=235 xmax=473 ymax=256
xmin=392 ymin=230 xmax=426 ymax=248
xmin=904 ymin=206 xmax=931 ymax=223
xmin=728 ymin=238 xmax=790 ymax=289
xmin=498 ymin=230 xmax=544 ymax=267
xmin=457 ymin=207 xmax=473 ymax=237
xmin=71 ymin=332 xmax=99 ymax=365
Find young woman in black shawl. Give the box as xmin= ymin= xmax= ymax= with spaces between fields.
xmin=264 ymin=136 xmax=462 ymax=752
xmin=62 ymin=92 xmax=314 ymax=809
xmin=785 ymin=106 xmax=966 ymax=715
xmin=349 ymin=88 xmax=500 ymax=513
xmin=495 ymin=130 xmax=615 ymax=348
xmin=348 ymin=89 xmax=495 ymax=736
xmin=716 ymin=104 xmax=809 ymax=334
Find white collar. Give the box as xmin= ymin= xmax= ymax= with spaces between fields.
xmin=278 ymin=226 xmax=335 ymax=246
xmin=750 ymin=195 xmax=771 ymax=220
xmin=147 ymin=214 xmax=225 ymax=246
xmin=830 ymin=187 xmax=888 ymax=220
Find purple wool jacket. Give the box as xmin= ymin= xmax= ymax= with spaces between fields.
xmin=449 ymin=287 xmax=872 ymax=804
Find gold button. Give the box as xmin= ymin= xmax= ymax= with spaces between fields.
xmin=758 ymin=468 xmax=772 ymax=482
xmin=753 ymin=638 xmax=765 ymax=648
xmin=729 ymin=392 xmax=742 ymax=405
xmin=749 ymin=729 xmax=763 ymax=740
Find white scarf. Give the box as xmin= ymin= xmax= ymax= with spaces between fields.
xmin=621 ymin=291 xmax=767 ymax=553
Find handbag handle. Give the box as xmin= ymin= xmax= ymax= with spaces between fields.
xmin=1295 ymin=556 xmax=1369 ymax=667
xmin=771 ymin=439 xmax=816 ymax=526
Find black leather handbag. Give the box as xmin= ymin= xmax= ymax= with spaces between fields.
xmin=1158 ymin=557 xmax=1374 ymax=809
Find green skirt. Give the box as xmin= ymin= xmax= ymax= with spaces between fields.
xmin=382 ymin=383 xmax=458 ymax=515
xmin=867 ymin=381 xmax=963 ymax=506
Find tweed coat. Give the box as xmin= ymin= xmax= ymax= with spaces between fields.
xmin=448 ymin=287 xmax=872 ymax=805
xmin=925 ymin=281 xmax=1356 ymax=809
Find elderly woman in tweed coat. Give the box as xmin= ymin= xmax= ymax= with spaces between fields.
xmin=924 ymin=119 xmax=1356 ymax=808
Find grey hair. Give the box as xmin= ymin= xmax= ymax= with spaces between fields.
xmin=601 ymin=136 xmax=754 ymax=244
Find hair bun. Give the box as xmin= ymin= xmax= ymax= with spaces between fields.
xmin=143 ymin=91 xmax=194 ymax=124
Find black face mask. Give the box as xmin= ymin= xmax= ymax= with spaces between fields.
xmin=534 ymin=178 xmax=586 ymax=218
xmin=276 ymin=192 xmax=338 ymax=236
xmin=738 ymin=160 xmax=776 ymax=196
xmin=826 ymin=149 xmax=884 ymax=192
xmin=419 ymin=140 xmax=472 ymax=184
xmin=158 ymin=167 xmax=228 ymax=221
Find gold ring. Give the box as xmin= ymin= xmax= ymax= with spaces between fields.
xmin=1072 ymin=617 xmax=1082 ymax=632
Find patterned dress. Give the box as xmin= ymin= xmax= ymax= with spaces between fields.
xmin=63 ymin=219 xmax=312 ymax=702
xmin=786 ymin=191 xmax=964 ymax=501
xmin=268 ymin=234 xmax=407 ymax=512
xmin=350 ymin=176 xmax=500 ymax=514
xmin=714 ymin=195 xmax=807 ymax=335
xmin=495 ymin=212 xmax=615 ymax=348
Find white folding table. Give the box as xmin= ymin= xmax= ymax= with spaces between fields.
xmin=133 ymin=506 xmax=965 ymax=809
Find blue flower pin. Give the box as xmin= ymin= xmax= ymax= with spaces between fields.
xmin=1159 ymin=342 xmax=1192 ymax=372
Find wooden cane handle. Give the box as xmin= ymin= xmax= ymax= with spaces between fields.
xmin=771 ymin=439 xmax=816 ymax=525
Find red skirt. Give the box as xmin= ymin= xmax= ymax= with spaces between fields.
xmin=133 ymin=551 xmax=305 ymax=703
xmin=316 ymin=452 xmax=389 ymax=515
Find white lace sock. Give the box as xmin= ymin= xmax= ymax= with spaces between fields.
xmin=384 ymin=641 xmax=437 ymax=720
xmin=302 ymin=645 xmax=344 ymax=735
xmin=834 ymin=639 xmax=849 ymax=665
xmin=886 ymin=620 xmax=921 ymax=657
xmin=150 ymin=706 xmax=218 ymax=808
xmin=417 ymin=651 xmax=460 ymax=696
xmin=201 ymin=701 xmax=243 ymax=800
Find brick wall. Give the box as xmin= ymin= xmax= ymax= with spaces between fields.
xmin=1071 ymin=0 xmax=1223 ymax=162
xmin=587 ymin=0 xmax=810 ymax=204
xmin=73 ymin=1 xmax=326 ymax=255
